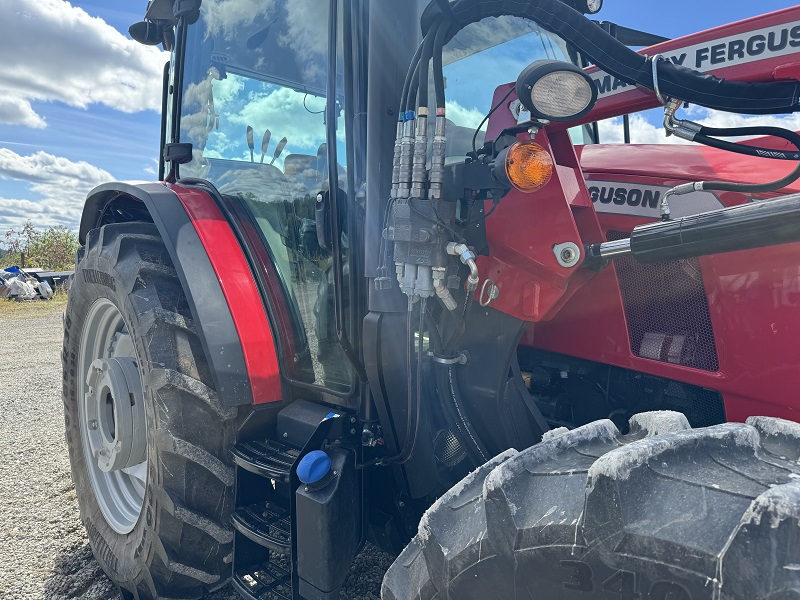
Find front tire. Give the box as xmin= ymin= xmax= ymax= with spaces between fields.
xmin=63 ymin=223 xmax=242 ymax=599
xmin=383 ymin=412 xmax=800 ymax=600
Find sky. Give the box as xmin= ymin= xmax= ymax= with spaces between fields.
xmin=0 ymin=0 xmax=798 ymax=235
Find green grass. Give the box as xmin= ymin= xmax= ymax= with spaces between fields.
xmin=0 ymin=293 xmax=68 ymax=319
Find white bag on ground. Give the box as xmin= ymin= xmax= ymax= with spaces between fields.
xmin=7 ymin=277 xmax=37 ymax=300
xmin=36 ymin=280 xmax=54 ymax=299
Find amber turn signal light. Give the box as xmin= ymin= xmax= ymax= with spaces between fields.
xmin=494 ymin=141 xmax=554 ymax=193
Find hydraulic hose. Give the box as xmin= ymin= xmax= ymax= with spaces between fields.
xmin=677 ymin=126 xmax=800 ymax=195
xmin=695 ymin=126 xmax=800 ymax=162
xmin=433 ymin=360 xmax=490 ymax=465
xmin=401 ymin=43 xmax=425 ymax=113
xmin=421 ymin=0 xmax=800 ymax=115
xmin=425 ymin=299 xmax=488 ymax=466
xmin=432 ymin=19 xmax=451 ymax=110
xmin=417 ymin=17 xmax=442 ymax=111
xmin=361 ymin=300 xmax=426 ymax=468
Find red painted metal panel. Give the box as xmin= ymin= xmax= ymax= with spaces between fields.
xmin=578 ymin=144 xmax=800 ymax=197
xmin=477 ymin=119 xmax=604 ymax=322
xmin=527 ymin=166 xmax=800 ymax=424
xmin=169 ymin=184 xmax=282 ymax=404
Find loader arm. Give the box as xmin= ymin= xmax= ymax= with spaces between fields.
xmin=566 ymin=6 xmax=800 ymax=128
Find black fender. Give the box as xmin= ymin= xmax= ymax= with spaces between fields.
xmin=79 ymin=182 xmax=256 ymax=407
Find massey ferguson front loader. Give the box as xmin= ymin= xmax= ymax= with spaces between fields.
xmin=63 ymin=0 xmax=800 ymax=598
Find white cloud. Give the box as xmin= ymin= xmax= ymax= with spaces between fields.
xmin=280 ymin=0 xmax=328 ymax=83
xmin=201 ymin=0 xmax=278 ymax=39
xmin=446 ymin=101 xmax=486 ymax=130
xmin=226 ymin=85 xmax=328 ymax=157
xmin=0 ymin=197 xmax=81 ymax=231
xmin=0 ymin=97 xmax=46 ymax=129
xmin=597 ymin=112 xmax=681 ymax=145
xmin=0 ymin=0 xmax=166 ymax=128
xmin=0 ymin=149 xmax=113 ymax=231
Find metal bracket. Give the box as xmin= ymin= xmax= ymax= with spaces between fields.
xmin=650 ymin=54 xmax=669 ymax=105
xmin=430 ymin=352 xmax=469 ymax=365
xmin=479 ymin=278 xmax=500 ymax=307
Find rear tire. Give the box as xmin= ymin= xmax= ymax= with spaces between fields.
xmin=383 ymin=412 xmax=800 ymax=600
xmin=63 ymin=223 xmax=242 ymax=599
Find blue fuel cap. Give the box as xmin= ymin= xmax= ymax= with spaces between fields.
xmin=297 ymin=450 xmax=331 ymax=485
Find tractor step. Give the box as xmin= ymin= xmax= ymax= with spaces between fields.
xmin=231 ymin=439 xmax=299 ymax=480
xmin=231 ymin=406 xmax=345 ymax=600
xmin=231 ymin=502 xmax=292 ymax=554
xmin=232 ymin=561 xmax=293 ymax=600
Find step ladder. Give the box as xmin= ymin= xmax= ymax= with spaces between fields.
xmin=231 ymin=438 xmax=298 ymax=600
xmin=229 ymin=402 xmax=351 ymax=600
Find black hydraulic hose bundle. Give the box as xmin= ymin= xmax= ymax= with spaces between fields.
xmin=419 ymin=0 xmax=800 ymax=115
xmin=426 ymin=304 xmax=489 ymax=466
xmin=400 ymin=43 xmax=424 ymax=114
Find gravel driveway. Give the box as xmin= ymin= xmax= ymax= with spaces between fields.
xmin=0 ymin=302 xmax=393 ymax=600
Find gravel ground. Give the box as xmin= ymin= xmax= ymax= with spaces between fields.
xmin=0 ymin=301 xmax=393 ymax=600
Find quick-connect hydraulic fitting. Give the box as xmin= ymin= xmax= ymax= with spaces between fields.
xmin=661 ymin=181 xmax=706 ymax=220
xmin=411 ymin=108 xmax=429 ymax=200
xmin=447 ymin=242 xmax=479 ymax=292
xmin=663 ymin=99 xmax=702 ymax=142
xmin=398 ymin=112 xmax=416 ymax=200
xmin=429 ymin=111 xmax=447 ymax=200
xmin=391 ymin=121 xmax=403 ymax=199
xmin=396 ymin=262 xmax=435 ymax=301
xmin=396 ymin=263 xmax=405 ymax=287
xmin=414 ymin=265 xmax=435 ymax=299
xmin=432 ymin=267 xmax=457 ymax=311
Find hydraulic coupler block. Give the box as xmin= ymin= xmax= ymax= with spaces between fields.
xmin=386 ymin=197 xmax=456 ymax=300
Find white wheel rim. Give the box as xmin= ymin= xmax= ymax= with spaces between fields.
xmin=78 ymin=299 xmax=148 ymax=534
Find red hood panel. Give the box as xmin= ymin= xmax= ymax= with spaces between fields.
xmin=578 ymin=142 xmax=800 ymax=195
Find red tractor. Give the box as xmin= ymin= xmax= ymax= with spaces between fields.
xmin=63 ymin=0 xmax=800 ymax=598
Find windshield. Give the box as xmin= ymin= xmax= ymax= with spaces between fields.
xmin=179 ymin=1 xmax=344 ymax=174
xmin=428 ymin=12 xmax=593 ymax=155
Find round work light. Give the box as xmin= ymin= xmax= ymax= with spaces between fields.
xmin=515 ymin=60 xmax=598 ymax=123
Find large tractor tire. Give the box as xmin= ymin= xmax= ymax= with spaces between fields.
xmin=383 ymin=412 xmax=800 ymax=600
xmin=63 ymin=223 xmax=242 ymax=599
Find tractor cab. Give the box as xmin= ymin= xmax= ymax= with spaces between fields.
xmin=149 ymin=0 xmax=598 ymax=402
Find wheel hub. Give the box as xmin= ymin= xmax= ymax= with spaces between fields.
xmin=84 ymin=357 xmax=146 ymax=473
